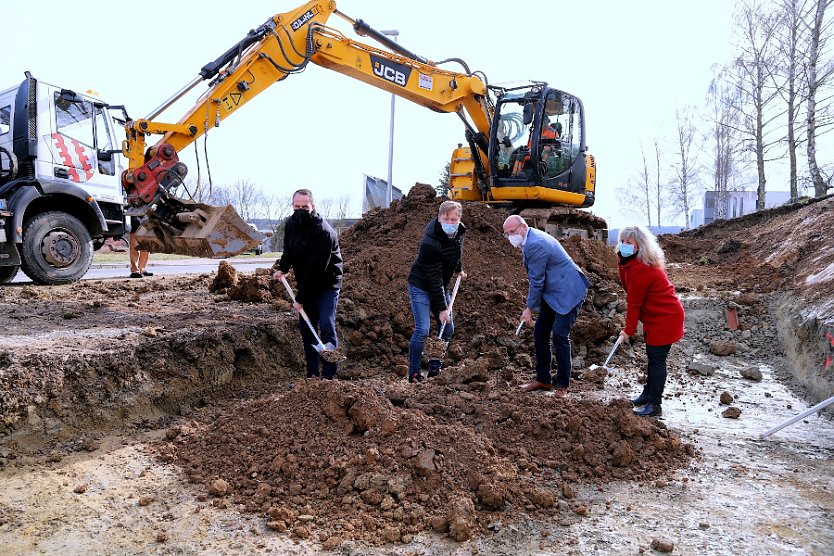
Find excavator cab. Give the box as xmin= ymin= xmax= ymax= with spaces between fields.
xmin=489 ymin=84 xmax=594 ymax=208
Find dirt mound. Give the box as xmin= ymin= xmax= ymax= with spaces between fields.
xmin=162 ymin=379 xmax=692 ymax=546
xmin=662 ymin=195 xmax=834 ymax=312
xmin=335 ymin=185 xmax=622 ymax=378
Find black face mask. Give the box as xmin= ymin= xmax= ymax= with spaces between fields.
xmin=292 ymin=208 xmax=312 ymax=225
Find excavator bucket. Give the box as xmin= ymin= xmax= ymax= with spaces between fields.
xmin=133 ymin=200 xmax=264 ymax=258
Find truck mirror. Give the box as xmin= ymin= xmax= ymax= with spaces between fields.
xmin=97 ymin=150 xmax=112 ymax=162
xmin=522 ymin=103 xmax=534 ymax=126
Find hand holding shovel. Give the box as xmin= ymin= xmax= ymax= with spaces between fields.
xmin=278 ymin=275 xmax=344 ymax=362
xmin=424 ymin=274 xmax=462 ymax=359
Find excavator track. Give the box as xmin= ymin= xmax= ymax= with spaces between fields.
xmin=518 ymin=207 xmax=608 ymax=243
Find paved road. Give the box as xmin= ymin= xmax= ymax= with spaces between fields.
xmin=9 ymin=256 xmax=276 ymax=284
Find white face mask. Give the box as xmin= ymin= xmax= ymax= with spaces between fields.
xmin=508 ymin=234 xmax=524 ymax=248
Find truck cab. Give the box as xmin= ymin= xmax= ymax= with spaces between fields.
xmin=0 ymin=74 xmax=128 ymax=284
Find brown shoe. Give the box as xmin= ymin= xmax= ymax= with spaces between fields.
xmin=520 ymin=380 xmax=553 ymax=392
xmin=555 ymin=388 xmax=568 ymax=399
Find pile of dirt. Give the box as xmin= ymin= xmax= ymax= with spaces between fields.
xmin=161 ymin=379 xmax=692 ymax=546
xmin=332 ymin=184 xmax=622 ymax=378
xmin=662 ymin=195 xmax=834 ymax=313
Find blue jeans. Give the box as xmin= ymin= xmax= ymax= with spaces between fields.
xmin=641 ymin=344 xmax=672 ymax=405
xmin=533 ymin=300 xmax=582 ymax=388
xmin=298 ymin=288 xmax=340 ymax=379
xmin=408 ymin=283 xmax=453 ymax=374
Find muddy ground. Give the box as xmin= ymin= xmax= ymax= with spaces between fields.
xmin=1 ymin=189 xmax=832 ymax=555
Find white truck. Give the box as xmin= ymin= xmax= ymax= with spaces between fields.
xmin=0 ymin=73 xmax=260 ymax=285
xmin=0 ymin=74 xmax=131 ymax=284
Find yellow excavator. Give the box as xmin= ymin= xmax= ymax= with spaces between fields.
xmin=121 ymin=0 xmax=605 ymax=256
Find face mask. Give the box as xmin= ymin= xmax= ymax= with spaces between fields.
xmin=619 ymin=242 xmax=635 ymax=257
xmin=441 ymin=222 xmax=459 ymax=236
xmin=292 ymin=208 xmax=312 ymax=225
xmin=508 ymin=234 xmax=524 ymax=248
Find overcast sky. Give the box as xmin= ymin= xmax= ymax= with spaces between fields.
xmin=3 ymin=0 xmax=747 ymax=228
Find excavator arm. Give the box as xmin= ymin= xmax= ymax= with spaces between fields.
xmin=123 ymin=0 xmax=493 ymax=257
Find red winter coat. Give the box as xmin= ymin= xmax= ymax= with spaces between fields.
xmin=618 ymin=257 xmax=685 ymax=346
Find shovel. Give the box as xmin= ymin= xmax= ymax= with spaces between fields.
xmin=589 ymin=335 xmax=624 ymax=372
xmin=278 ymin=275 xmax=342 ymax=361
xmin=424 ymin=275 xmax=461 ymax=359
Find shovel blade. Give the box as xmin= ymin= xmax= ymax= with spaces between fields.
xmin=135 ymin=200 xmax=264 ymax=258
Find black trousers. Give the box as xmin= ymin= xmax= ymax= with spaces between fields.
xmin=641 ymin=344 xmax=672 ymax=405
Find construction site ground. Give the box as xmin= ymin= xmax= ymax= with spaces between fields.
xmin=1 ymin=188 xmax=832 ymax=555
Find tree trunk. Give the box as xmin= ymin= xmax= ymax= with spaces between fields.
xmin=806 ymin=0 xmax=829 ymax=197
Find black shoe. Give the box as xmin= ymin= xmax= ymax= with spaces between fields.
xmin=129 ymin=272 xmax=143 ymax=278
xmin=141 ymin=270 xmax=154 ymax=276
xmin=427 ymin=369 xmax=440 ymax=378
xmin=408 ymin=372 xmax=424 ymax=383
xmin=633 ymin=403 xmax=662 ymax=417
xmin=630 ymin=393 xmax=649 ymax=406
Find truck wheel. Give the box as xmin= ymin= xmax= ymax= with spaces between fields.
xmin=20 ymin=212 xmax=93 ymax=285
xmin=0 ymin=266 xmax=18 ymax=284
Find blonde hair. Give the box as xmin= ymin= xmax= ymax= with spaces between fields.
xmin=439 ymin=200 xmax=462 ymax=217
xmin=617 ymin=226 xmax=666 ymax=268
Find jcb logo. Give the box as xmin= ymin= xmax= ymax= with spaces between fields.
xmin=370 ymin=54 xmax=411 ymax=88
xmin=291 ymin=8 xmax=317 ymax=31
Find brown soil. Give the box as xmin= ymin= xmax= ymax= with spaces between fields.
xmin=1 ymin=187 xmax=832 ymax=551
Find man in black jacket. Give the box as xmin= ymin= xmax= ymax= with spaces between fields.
xmin=407 ymin=200 xmax=466 ymax=382
xmin=273 ymin=189 xmax=344 ymax=379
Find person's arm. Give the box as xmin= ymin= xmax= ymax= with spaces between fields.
xmin=525 ymin=241 xmax=549 ymax=310
xmin=623 ymin=266 xmax=650 ymax=336
xmin=418 ymin=241 xmax=447 ymax=312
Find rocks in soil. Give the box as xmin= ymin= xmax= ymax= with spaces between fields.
xmin=688 ymin=360 xmax=716 ymax=376
xmin=709 ymin=340 xmax=737 ymax=356
xmin=719 ymin=391 xmax=734 ymax=405
xmin=651 ymin=538 xmax=675 ymax=552
xmin=722 ymin=407 xmax=742 ymax=419
xmin=739 ymin=366 xmax=763 ymax=381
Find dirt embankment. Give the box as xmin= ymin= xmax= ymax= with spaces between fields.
xmin=661 ymin=194 xmax=834 ymax=401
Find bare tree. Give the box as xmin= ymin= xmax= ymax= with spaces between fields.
xmin=805 ymin=0 xmax=834 ymax=197
xmin=653 ymin=139 xmax=663 ymax=226
xmin=707 ymin=75 xmax=744 ymax=220
xmin=226 ymin=179 xmax=266 ymax=222
xmin=669 ymin=108 xmax=702 ymax=228
xmin=316 ymin=197 xmax=335 ymax=220
xmin=731 ymin=0 xmax=782 ymax=210
xmin=261 ymin=193 xmax=293 ymax=252
xmin=618 ymin=144 xmax=654 ymax=226
xmin=771 ymin=0 xmax=812 ymax=200
xmin=329 ymin=194 xmax=353 ymax=234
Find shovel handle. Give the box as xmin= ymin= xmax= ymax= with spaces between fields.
xmin=515 ymin=319 xmax=525 ymax=336
xmin=437 ymin=275 xmax=462 ymax=339
xmin=602 ymin=335 xmax=624 ymax=367
xmin=279 ymin=275 xmax=326 ymax=348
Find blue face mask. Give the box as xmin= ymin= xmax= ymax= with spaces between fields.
xmin=441 ymin=222 xmax=459 ymax=236
xmin=619 ymin=242 xmax=635 ymax=257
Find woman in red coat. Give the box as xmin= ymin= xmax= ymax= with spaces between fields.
xmin=616 ymin=226 xmax=685 ymax=417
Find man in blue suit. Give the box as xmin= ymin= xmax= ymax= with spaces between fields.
xmin=503 ymin=215 xmax=590 ymax=398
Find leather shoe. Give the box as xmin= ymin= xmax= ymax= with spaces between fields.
xmin=633 ymin=403 xmax=662 ymax=417
xmin=129 ymin=272 xmax=143 ymax=278
xmin=520 ymin=380 xmax=553 ymax=392
xmin=408 ymin=372 xmax=424 ymax=383
xmin=555 ymin=388 xmax=568 ymax=399
xmin=630 ymin=393 xmax=649 ymax=406
xmin=141 ymin=270 xmax=154 ymax=276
